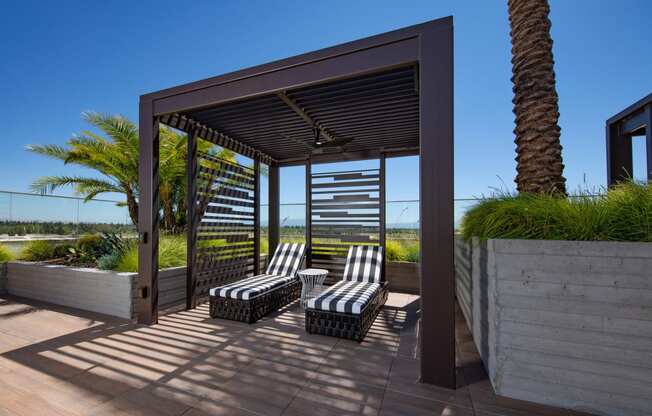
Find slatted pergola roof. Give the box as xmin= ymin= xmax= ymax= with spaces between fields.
xmin=138 ymin=16 xmax=454 ymax=389
xmin=178 ymin=66 xmax=420 ymax=163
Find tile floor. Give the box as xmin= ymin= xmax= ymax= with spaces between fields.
xmin=0 ymin=294 xmax=592 ymax=415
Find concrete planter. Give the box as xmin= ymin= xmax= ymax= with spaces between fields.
xmin=0 ymin=262 xmax=7 ymax=295
xmin=6 ymin=262 xmax=186 ymax=319
xmin=455 ymin=237 xmax=652 ymax=416
xmin=386 ymin=261 xmax=419 ymax=294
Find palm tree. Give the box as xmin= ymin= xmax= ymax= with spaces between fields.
xmin=27 ymin=112 xmax=234 ymax=230
xmin=508 ymin=0 xmax=567 ymax=195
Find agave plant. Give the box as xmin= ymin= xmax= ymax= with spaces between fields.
xmin=27 ymin=112 xmax=234 ymax=231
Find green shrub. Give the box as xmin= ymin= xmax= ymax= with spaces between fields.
xmin=158 ymin=235 xmax=186 ymax=269
xmin=52 ymin=243 xmax=74 ymax=258
xmin=76 ymin=234 xmax=103 ymax=254
xmin=114 ymin=235 xmax=186 ymax=272
xmin=386 ymin=240 xmax=406 ymax=261
xmin=260 ymin=237 xmax=269 ymax=256
xmin=20 ymin=240 xmax=55 ymax=261
xmin=386 ymin=239 xmax=420 ymax=262
xmin=460 ymin=181 xmax=652 ymax=241
xmin=97 ymin=251 xmax=122 ymax=270
xmin=0 ymin=244 xmax=13 ymax=262
xmin=403 ymin=241 xmax=420 ymax=262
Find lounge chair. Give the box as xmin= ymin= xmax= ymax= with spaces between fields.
xmin=305 ymin=245 xmax=388 ymax=342
xmin=209 ymin=243 xmax=306 ymax=323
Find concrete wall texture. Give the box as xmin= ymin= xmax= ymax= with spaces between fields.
xmin=0 ymin=262 xmax=7 ymax=294
xmin=6 ymin=263 xmax=187 ymax=319
xmin=455 ymin=237 xmax=652 ymax=416
xmin=7 ymin=262 xmax=136 ymax=319
xmin=386 ymin=261 xmax=420 ymax=294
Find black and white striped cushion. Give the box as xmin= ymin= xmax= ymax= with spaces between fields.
xmin=342 ymin=245 xmax=383 ymax=283
xmin=208 ymin=274 xmax=295 ymax=300
xmin=306 ymin=280 xmax=380 ymax=314
xmin=266 ymin=243 xmax=306 ymax=277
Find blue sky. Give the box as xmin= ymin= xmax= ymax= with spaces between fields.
xmin=1 ymin=1 xmax=650 ymax=224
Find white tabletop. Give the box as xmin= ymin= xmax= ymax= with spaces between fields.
xmin=298 ymin=268 xmax=329 ymax=276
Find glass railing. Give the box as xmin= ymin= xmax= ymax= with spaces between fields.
xmin=0 ymin=191 xmax=133 ymax=237
xmin=0 ymin=190 xmax=489 ymax=261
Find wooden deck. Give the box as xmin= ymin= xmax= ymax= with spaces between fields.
xmin=0 ymin=293 xmax=591 ymax=416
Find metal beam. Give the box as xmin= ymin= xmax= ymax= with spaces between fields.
xmin=276 ymin=91 xmax=337 ymax=143
xmin=277 ymin=146 xmax=419 ymax=166
xmin=152 ymin=38 xmax=419 ymax=116
xmin=137 ymin=99 xmax=160 ymax=325
xmin=159 ymin=113 xmax=275 ymax=166
xmin=621 ymin=110 xmax=647 ymax=136
xmin=419 ymin=21 xmax=455 ymax=388
xmin=143 ymin=18 xmax=452 ymax=103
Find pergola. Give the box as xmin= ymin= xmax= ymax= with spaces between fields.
xmin=606 ymin=92 xmax=652 ymax=185
xmin=138 ymin=17 xmax=454 ymax=388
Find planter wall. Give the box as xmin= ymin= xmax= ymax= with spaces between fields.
xmin=386 ymin=261 xmax=419 ymax=294
xmin=7 ymin=262 xmax=136 ymax=319
xmin=0 ymin=262 xmax=7 ymax=295
xmin=6 ymin=262 xmax=186 ymax=319
xmin=5 ymin=256 xmax=419 ymax=320
xmin=455 ymin=237 xmax=652 ymax=416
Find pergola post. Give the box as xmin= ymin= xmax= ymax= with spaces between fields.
xmin=268 ymin=164 xmax=280 ymax=259
xmin=305 ymin=159 xmax=312 ymax=267
xmin=605 ymin=94 xmax=652 ymax=186
xmin=379 ymin=153 xmax=386 ymax=282
xmin=606 ymin=123 xmax=633 ymax=186
xmin=186 ymin=128 xmax=198 ymax=310
xmin=646 ymin=104 xmax=652 ymax=182
xmin=137 ymin=98 xmax=160 ymax=325
xmin=419 ymin=23 xmax=455 ymax=388
xmin=254 ymin=158 xmax=261 ymax=275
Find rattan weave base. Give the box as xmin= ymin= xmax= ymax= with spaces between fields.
xmin=209 ymin=280 xmax=301 ymax=324
xmin=305 ymin=283 xmax=388 ymax=342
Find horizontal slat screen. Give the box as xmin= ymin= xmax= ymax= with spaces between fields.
xmin=310 ymin=167 xmax=381 ymax=284
xmin=193 ymin=147 xmax=256 ymax=297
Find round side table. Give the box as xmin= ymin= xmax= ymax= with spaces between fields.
xmin=297 ymin=268 xmax=329 ymax=308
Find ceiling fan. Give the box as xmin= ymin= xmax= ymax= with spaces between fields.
xmin=311 ymin=125 xmax=353 ymax=149
xmin=277 ymin=91 xmax=353 ymax=153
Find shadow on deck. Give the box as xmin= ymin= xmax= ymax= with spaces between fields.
xmin=0 ymin=293 xmax=589 ymax=416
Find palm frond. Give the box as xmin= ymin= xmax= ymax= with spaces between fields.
xmin=25 ymin=144 xmax=70 ymax=161
xmin=82 ymin=112 xmax=138 ymax=146
xmin=30 ymin=176 xmax=122 ymax=197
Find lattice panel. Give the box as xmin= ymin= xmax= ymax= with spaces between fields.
xmin=192 ymin=150 xmax=257 ymax=298
xmin=310 ymin=168 xmax=381 ymax=284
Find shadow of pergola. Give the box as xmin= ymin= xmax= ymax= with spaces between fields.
xmin=2 ymin=294 xmax=455 ymax=416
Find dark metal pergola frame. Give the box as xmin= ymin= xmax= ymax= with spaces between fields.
xmin=606 ymin=92 xmax=652 ymax=185
xmin=138 ymin=17 xmax=454 ymax=388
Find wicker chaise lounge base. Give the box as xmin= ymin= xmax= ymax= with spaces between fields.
xmin=306 ymin=282 xmax=388 ymax=342
xmin=208 ymin=243 xmax=306 ymax=324
xmin=305 ymin=245 xmax=387 ymax=342
xmin=209 ymin=279 xmax=301 ymax=324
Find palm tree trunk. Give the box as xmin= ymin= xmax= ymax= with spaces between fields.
xmin=508 ymin=0 xmax=567 ymax=195
xmin=162 ymin=199 xmax=176 ymax=232
xmin=125 ymin=187 xmax=139 ymax=226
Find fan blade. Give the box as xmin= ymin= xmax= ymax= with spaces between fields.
xmin=319 ymin=137 xmax=353 ymax=147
